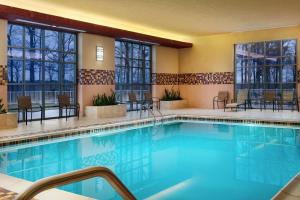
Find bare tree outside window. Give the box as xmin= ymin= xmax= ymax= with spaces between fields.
xmin=115 ymin=40 xmax=152 ymax=110
xmin=235 ymin=39 xmax=297 ymax=109
xmin=7 ymin=23 xmax=77 ymax=120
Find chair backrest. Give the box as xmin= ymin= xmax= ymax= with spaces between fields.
xmin=218 ymin=91 xmax=229 ymax=101
xmin=128 ymin=92 xmax=137 ymax=102
xmin=236 ymin=89 xmax=248 ymax=104
xmin=58 ymin=94 xmax=71 ymax=107
xmin=144 ymin=92 xmax=152 ymax=101
xmin=282 ymin=91 xmax=294 ymax=101
xmin=17 ymin=96 xmax=32 ymax=110
xmin=263 ymin=91 xmax=276 ymax=101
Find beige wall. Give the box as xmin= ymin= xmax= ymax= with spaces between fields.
xmin=0 ymin=19 xmax=7 ymax=110
xmin=179 ymin=26 xmax=300 ymax=108
xmin=153 ymin=45 xmax=179 ymax=73
xmin=152 ymin=46 xmax=179 ymax=98
xmin=179 ymin=26 xmax=300 ymax=73
xmin=77 ymin=33 xmax=115 ymax=115
xmin=78 ymin=33 xmax=115 ymax=70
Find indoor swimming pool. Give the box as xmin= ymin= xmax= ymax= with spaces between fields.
xmin=0 ymin=121 xmax=300 ymax=200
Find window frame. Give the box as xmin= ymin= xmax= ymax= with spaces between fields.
xmin=234 ymin=39 xmax=297 ymax=109
xmin=115 ymin=40 xmax=152 ymax=110
xmin=7 ymin=22 xmax=78 ymax=121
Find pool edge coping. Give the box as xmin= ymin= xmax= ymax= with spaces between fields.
xmin=1 ymin=114 xmax=300 ymax=147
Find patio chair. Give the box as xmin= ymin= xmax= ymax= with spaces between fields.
xmin=58 ymin=94 xmax=80 ymax=121
xmin=143 ymin=92 xmax=160 ymax=110
xmin=213 ymin=91 xmax=229 ymax=109
xmin=224 ymin=89 xmax=248 ymax=112
xmin=128 ymin=92 xmax=140 ymax=111
xmin=277 ymin=91 xmax=299 ymax=111
xmin=17 ymin=96 xmax=43 ymax=125
xmin=260 ymin=91 xmax=276 ymax=111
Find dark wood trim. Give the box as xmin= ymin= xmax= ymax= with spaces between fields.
xmin=0 ymin=4 xmax=192 ymax=48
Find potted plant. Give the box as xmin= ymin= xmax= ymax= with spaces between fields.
xmin=160 ymin=88 xmax=187 ymax=110
xmin=0 ymin=98 xmax=17 ymax=129
xmin=85 ymin=91 xmax=127 ymax=118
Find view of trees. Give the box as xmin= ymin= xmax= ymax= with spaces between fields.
xmin=115 ymin=40 xmax=151 ymax=106
xmin=235 ymin=39 xmax=297 ymax=108
xmin=7 ymin=23 xmax=77 ymax=118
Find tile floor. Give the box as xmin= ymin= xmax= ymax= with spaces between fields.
xmin=1 ymin=108 xmax=300 ymax=140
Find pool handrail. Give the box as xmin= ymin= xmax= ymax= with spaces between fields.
xmin=15 ymin=166 xmax=136 ymax=200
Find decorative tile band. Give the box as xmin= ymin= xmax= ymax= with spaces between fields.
xmin=1 ymin=115 xmax=300 ymax=148
xmin=179 ymin=72 xmax=234 ymax=85
xmin=0 ymin=65 xmax=7 ymax=86
xmin=152 ymin=72 xmax=234 ymax=85
xmin=152 ymin=73 xmax=179 ymax=85
xmin=78 ymin=69 xmax=115 ymax=85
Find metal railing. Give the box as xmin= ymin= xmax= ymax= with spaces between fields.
xmin=15 ymin=166 xmax=136 ymax=200
xmin=140 ymin=102 xmax=163 ymax=125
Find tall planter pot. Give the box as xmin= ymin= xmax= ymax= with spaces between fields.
xmin=85 ymin=104 xmax=127 ymax=119
xmin=160 ymin=100 xmax=188 ymax=110
xmin=0 ymin=112 xmax=18 ymax=129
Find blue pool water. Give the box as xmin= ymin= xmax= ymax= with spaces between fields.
xmin=1 ymin=121 xmax=300 ymax=200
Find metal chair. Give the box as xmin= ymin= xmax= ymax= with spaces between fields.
xmin=58 ymin=94 xmax=80 ymax=121
xmin=128 ymin=92 xmax=142 ymax=111
xmin=213 ymin=91 xmax=229 ymax=109
xmin=277 ymin=91 xmax=299 ymax=111
xmin=224 ymin=89 xmax=248 ymax=112
xmin=143 ymin=92 xmax=160 ymax=110
xmin=17 ymin=96 xmax=43 ymax=125
xmin=260 ymin=91 xmax=276 ymax=111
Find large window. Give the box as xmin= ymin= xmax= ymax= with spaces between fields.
xmin=7 ymin=23 xmax=77 ymax=120
xmin=115 ymin=40 xmax=152 ymax=110
xmin=235 ymin=39 xmax=297 ymax=108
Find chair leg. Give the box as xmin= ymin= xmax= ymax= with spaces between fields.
xmin=260 ymin=101 xmax=262 ymax=111
xmin=65 ymin=107 xmax=68 ymax=121
xmin=40 ymin=109 xmax=42 ymax=124
xmin=25 ymin=109 xmax=28 ymax=125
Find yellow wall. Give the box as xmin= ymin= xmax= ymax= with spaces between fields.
xmin=0 ymin=19 xmax=7 ymax=109
xmin=152 ymin=46 xmax=179 ymax=98
xmin=77 ymin=33 xmax=115 ymax=115
xmin=179 ymin=26 xmax=300 ymax=73
xmin=178 ymin=26 xmax=300 ymax=108
xmin=78 ymin=33 xmax=115 ymax=70
xmin=153 ymin=45 xmax=179 ymax=73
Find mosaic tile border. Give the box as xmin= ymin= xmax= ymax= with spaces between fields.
xmin=152 ymin=73 xmax=179 ymax=85
xmin=152 ymin=72 xmax=234 ymax=85
xmin=297 ymin=70 xmax=300 ymax=83
xmin=1 ymin=115 xmax=300 ymax=148
xmin=78 ymin=69 xmax=115 ymax=85
xmin=179 ymin=72 xmax=234 ymax=85
xmin=0 ymin=65 xmax=7 ymax=86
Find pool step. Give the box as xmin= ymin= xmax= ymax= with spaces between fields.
xmin=272 ymin=173 xmax=300 ymax=200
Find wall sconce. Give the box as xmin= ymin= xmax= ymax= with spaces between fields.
xmin=96 ymin=46 xmax=104 ymax=61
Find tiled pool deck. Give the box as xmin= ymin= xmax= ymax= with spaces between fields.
xmin=2 ymin=109 xmax=300 ymax=141
xmin=1 ymin=108 xmax=300 ymax=200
